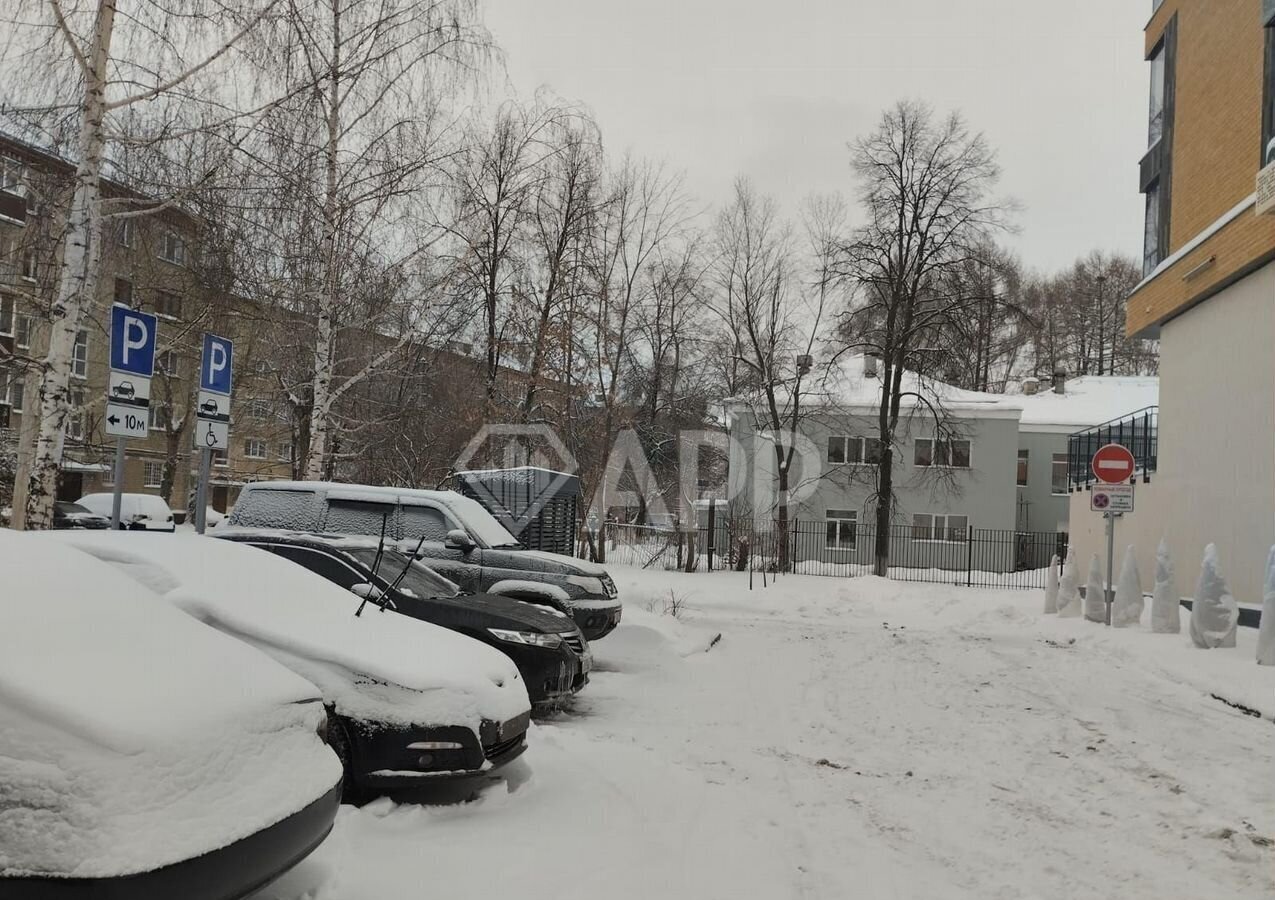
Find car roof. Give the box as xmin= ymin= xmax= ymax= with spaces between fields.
xmin=241 ymin=480 xmax=456 ymax=506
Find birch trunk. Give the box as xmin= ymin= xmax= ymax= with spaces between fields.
xmin=24 ymin=0 xmax=116 ymax=530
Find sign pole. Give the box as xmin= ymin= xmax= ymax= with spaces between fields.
xmin=109 ymin=437 xmax=127 ymax=530
xmin=1104 ymin=511 xmax=1116 ymax=626
xmin=194 ymin=447 xmax=211 ymax=534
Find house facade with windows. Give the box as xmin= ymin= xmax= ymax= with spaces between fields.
xmin=1067 ymin=0 xmax=1275 ymax=604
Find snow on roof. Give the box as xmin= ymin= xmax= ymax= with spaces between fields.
xmin=780 ymin=355 xmax=1023 ymax=419
xmin=1 ymin=532 xmax=339 ymax=879
xmin=1011 ymin=375 xmax=1159 ymax=430
xmin=49 ymin=532 xmax=529 ymax=732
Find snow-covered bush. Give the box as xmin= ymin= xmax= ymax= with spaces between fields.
xmin=1111 ymin=545 xmax=1144 ymax=628
xmin=1044 ymin=555 xmax=1060 ymax=614
xmin=1057 ymin=548 xmax=1082 ymax=618
xmin=1151 ymin=538 xmax=1180 ymax=634
xmin=1084 ymin=553 xmax=1106 ymax=623
xmin=1257 ymin=546 xmax=1275 ymax=666
xmin=1189 ymin=544 xmax=1238 ymax=649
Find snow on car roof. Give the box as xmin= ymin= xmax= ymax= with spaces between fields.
xmin=50 ymin=532 xmax=529 ymax=731
xmin=0 ymin=531 xmax=319 ymax=752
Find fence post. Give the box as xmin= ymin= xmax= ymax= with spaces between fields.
xmin=966 ymin=524 xmax=974 ymax=587
xmin=707 ymin=499 xmax=716 ymax=571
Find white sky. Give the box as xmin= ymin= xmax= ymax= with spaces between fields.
xmin=481 ymin=0 xmax=1151 ymax=275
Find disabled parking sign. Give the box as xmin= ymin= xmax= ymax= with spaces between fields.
xmin=195 ymin=334 xmax=233 ymax=451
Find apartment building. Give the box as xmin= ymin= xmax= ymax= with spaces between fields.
xmin=0 ymin=134 xmax=293 ymax=515
xmin=1069 ymin=0 xmax=1275 ymax=603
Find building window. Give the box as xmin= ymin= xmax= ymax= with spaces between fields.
xmin=154 ymin=290 xmax=181 ymax=319
xmin=1148 ymin=42 xmax=1166 ymax=147
xmin=0 ymin=157 xmax=24 ymax=197
xmin=103 ymin=459 xmax=114 ymax=486
xmin=117 ymin=219 xmax=136 ymax=248
xmin=1016 ymin=449 xmax=1029 ymax=486
xmin=1051 ymin=453 xmax=1069 ymax=495
xmin=1 ymin=367 xmax=24 ymax=412
xmin=827 ymin=435 xmax=848 ymax=464
xmin=913 ymin=513 xmax=968 ymax=543
xmin=247 ymin=398 xmax=270 ymax=422
xmin=71 ymin=331 xmax=88 ymax=379
xmin=1264 ymin=14 xmax=1275 ymax=166
xmin=244 ymin=438 xmax=267 ymax=459
xmin=1143 ymin=183 xmax=1162 ymax=276
xmin=15 ymin=313 xmax=31 ymax=349
xmin=66 ymin=386 xmax=85 ymax=440
xmin=211 ymin=447 xmax=229 ymax=467
xmin=143 ymin=461 xmax=164 ymax=488
xmin=159 ymin=232 xmax=185 ymax=265
xmin=278 ymin=440 xmax=293 ymax=462
xmin=0 ymin=295 xmax=12 ymax=336
xmin=20 ymin=252 xmax=37 ymax=282
xmin=825 ymin=509 xmax=857 ymax=551
xmin=114 ymin=277 xmax=133 ymax=306
xmin=915 ymin=438 xmax=971 ymax=469
xmin=148 ymin=403 xmax=168 ymax=431
xmin=828 ymin=435 xmax=883 ymax=465
xmin=156 ymin=349 xmax=179 ymax=377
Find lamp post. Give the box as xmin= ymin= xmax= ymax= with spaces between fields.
xmin=1095 ymin=273 xmax=1108 ymax=376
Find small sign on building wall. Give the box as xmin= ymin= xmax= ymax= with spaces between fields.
xmin=1258 ymin=160 xmax=1275 ymax=217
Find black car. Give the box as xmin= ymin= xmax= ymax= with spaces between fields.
xmin=217 ymin=530 xmax=592 ymax=707
xmin=53 ymin=501 xmax=110 ymax=529
xmin=227 ymin=482 xmax=623 ymax=640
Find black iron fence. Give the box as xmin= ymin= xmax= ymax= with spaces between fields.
xmin=586 ymin=520 xmax=1068 ymax=590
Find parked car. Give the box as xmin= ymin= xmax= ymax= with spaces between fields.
xmin=217 ymin=530 xmax=592 ymax=707
xmin=228 ymin=481 xmax=623 ymax=640
xmin=53 ymin=500 xmax=110 ymax=529
xmin=76 ymin=492 xmax=176 ymax=531
xmin=54 ymin=532 xmax=533 ymax=799
xmin=0 ymin=532 xmax=342 ymax=900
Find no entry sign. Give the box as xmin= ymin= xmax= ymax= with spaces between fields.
xmin=1091 ymin=443 xmax=1136 ymax=485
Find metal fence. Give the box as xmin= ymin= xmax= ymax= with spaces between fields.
xmin=587 ymin=520 xmax=1068 ymax=591
xmin=1067 ymin=406 xmax=1158 ymax=491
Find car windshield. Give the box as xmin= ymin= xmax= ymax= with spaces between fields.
xmin=442 ymin=494 xmax=524 ymax=548
xmin=345 ymin=547 xmax=459 ymax=600
xmin=57 ymin=502 xmax=91 ymax=514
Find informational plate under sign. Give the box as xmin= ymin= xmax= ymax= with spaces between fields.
xmin=104 ymin=402 xmax=148 ymax=439
xmin=1091 ymin=483 xmax=1134 ymax=514
xmin=195 ymin=417 xmax=229 ymax=451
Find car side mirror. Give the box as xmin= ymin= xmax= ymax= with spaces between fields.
xmin=445 ymin=529 xmax=475 ymax=552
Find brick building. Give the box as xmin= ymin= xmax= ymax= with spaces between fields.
xmin=1069 ymin=1 xmax=1275 ymax=603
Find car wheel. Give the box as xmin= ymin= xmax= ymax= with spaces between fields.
xmin=326 ymin=712 xmax=369 ymax=806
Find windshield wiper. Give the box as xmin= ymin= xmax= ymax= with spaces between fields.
xmin=375 ymin=533 xmax=431 ymax=612
xmin=356 ymin=512 xmax=391 ymax=618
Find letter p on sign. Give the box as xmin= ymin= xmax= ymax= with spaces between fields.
xmin=200 ymin=333 xmax=234 ymax=395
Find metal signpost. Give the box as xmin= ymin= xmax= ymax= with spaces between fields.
xmin=106 ymin=305 xmax=158 ymax=529
xmin=194 ymin=333 xmax=233 ymax=534
xmin=1090 ymin=443 xmax=1137 ymax=626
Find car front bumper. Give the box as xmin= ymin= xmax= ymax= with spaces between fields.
xmin=1 ymin=780 xmax=342 ymax=900
xmin=571 ymin=597 xmax=622 ymax=641
xmin=354 ymin=712 xmax=531 ymax=789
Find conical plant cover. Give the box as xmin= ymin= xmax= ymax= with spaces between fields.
xmin=1112 ymin=545 xmax=1144 ymax=628
xmin=1256 ymin=546 xmax=1275 ymax=666
xmin=1057 ymin=547 xmax=1082 ymax=618
xmin=1044 ymin=555 xmax=1060 ymax=614
xmin=1151 ymin=538 xmax=1180 ymax=634
xmin=1084 ymin=553 xmax=1106 ymax=623
xmin=1190 ymin=544 xmax=1239 ymax=649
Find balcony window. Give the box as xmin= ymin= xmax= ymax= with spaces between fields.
xmin=1143 ymin=183 xmax=1162 ymax=277
xmin=1148 ymin=43 xmax=1166 ymax=146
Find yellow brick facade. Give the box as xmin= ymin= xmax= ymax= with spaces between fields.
xmin=1129 ymin=0 xmax=1275 ymax=335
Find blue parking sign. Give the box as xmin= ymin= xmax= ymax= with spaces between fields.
xmin=200 ymin=333 xmax=233 ymax=395
xmin=109 ymin=304 xmax=157 ymax=377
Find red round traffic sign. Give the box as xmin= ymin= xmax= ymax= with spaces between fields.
xmin=1091 ymin=443 xmax=1136 ymax=485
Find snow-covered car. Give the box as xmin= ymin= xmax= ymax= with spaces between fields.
xmin=52 ymin=500 xmax=110 ymax=529
xmin=228 ymin=481 xmax=623 ymax=640
xmin=53 ymin=532 xmax=533 ymax=799
xmin=76 ymin=492 xmax=176 ymax=531
xmin=0 ymin=532 xmax=342 ymax=900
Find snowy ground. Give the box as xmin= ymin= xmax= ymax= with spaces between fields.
xmin=253 ymin=569 xmax=1275 ymax=900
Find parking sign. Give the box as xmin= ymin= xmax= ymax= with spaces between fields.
xmin=201 ymin=333 xmax=233 ymax=395
xmin=195 ymin=333 xmax=233 ymax=452
xmin=106 ymin=305 xmax=157 ymax=440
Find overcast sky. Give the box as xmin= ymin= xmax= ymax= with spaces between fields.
xmin=481 ymin=0 xmax=1150 ymax=275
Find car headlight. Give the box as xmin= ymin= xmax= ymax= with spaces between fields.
xmin=566 ymin=575 xmax=606 ymax=595
xmin=488 ymin=628 xmax=563 ymax=649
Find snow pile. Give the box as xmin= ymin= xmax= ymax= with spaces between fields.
xmin=49 ymin=533 xmax=530 ymax=731
xmin=1190 ymin=544 xmax=1239 ymax=650
xmin=1043 ymin=555 xmax=1059 ymax=614
xmin=1257 ymin=547 xmax=1275 ymax=666
xmin=0 ymin=532 xmax=339 ymax=879
xmin=1112 ymin=546 xmax=1144 ymax=628
xmin=1151 ymin=539 xmax=1181 ymax=634
xmin=1084 ymin=553 xmax=1106 ymax=623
